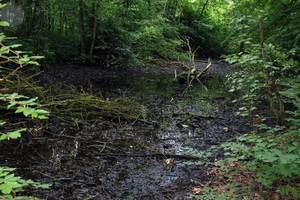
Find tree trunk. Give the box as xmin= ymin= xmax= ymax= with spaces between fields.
xmin=88 ymin=1 xmax=101 ymax=60
xmin=199 ymin=0 xmax=209 ymax=18
xmin=36 ymin=0 xmax=45 ymax=55
xmin=79 ymin=0 xmax=86 ymax=54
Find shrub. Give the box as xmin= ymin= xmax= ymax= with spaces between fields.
xmin=0 ymin=7 xmax=51 ymax=198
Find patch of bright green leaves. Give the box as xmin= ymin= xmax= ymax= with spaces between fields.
xmin=224 ymin=133 xmax=299 ymax=198
xmin=0 ymin=93 xmax=50 ymax=199
xmin=183 ymin=131 xmax=300 ymax=199
xmin=225 ymin=43 xmax=298 ymax=119
xmin=0 ymin=167 xmax=51 ymax=199
xmin=0 ymin=93 xmax=50 ymax=198
xmin=0 ymin=93 xmax=49 ymax=119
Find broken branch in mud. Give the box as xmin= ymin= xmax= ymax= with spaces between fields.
xmin=173 ymin=38 xmax=212 ymax=96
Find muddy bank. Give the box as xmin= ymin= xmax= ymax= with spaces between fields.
xmin=0 ymin=60 xmax=251 ymax=199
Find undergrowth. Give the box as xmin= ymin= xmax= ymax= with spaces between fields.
xmin=0 ymin=10 xmax=51 ymax=198
xmin=184 ymin=38 xmax=300 ymax=199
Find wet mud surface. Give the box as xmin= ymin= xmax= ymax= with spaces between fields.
xmin=0 ymin=60 xmax=251 ymax=199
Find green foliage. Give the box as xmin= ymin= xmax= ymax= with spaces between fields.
xmin=0 ymin=7 xmax=51 ymax=198
xmin=280 ymin=75 xmax=300 ymax=131
xmin=224 ymin=132 xmax=300 ymax=197
xmin=224 ymin=42 xmax=298 ymax=122
xmin=0 ymin=78 xmax=50 ymax=199
xmin=0 ymin=94 xmax=50 ymax=197
xmin=133 ymin=18 xmax=187 ymax=63
xmin=94 ymin=18 xmax=136 ymax=67
xmin=184 ymin=129 xmax=300 ymax=199
xmin=223 ymin=1 xmax=300 ymax=57
xmin=221 ymin=15 xmax=258 ymax=54
xmin=139 ymin=104 xmax=148 ymax=122
xmin=0 ymin=93 xmax=49 ymax=119
xmin=0 ymin=36 xmax=43 ymax=68
xmin=0 ymin=167 xmax=51 ymax=199
xmin=177 ymin=0 xmax=226 ymax=57
xmin=263 ymin=1 xmax=300 ymax=52
xmin=185 ymin=37 xmax=300 ymax=199
xmin=217 ymin=37 xmax=300 ymax=198
xmin=0 ymin=122 xmax=25 ymax=141
xmin=1 ymin=0 xmax=228 ymax=66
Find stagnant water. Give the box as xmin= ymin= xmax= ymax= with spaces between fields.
xmin=0 ymin=63 xmax=251 ymax=199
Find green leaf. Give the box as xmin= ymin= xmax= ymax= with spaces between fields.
xmin=278 ymin=164 xmax=294 ymax=177
xmin=0 ymin=134 xmax=7 ymax=141
xmin=0 ymin=21 xmax=9 ymax=27
xmin=0 ymin=4 xmax=7 ymax=9
xmin=9 ymin=44 xmax=22 ymax=48
xmin=254 ymin=150 xmax=278 ymax=162
xmin=37 ymin=115 xmax=48 ymax=119
xmin=6 ymin=129 xmax=25 ymax=139
xmin=7 ymin=101 xmax=18 ymax=109
xmin=217 ymin=195 xmax=227 ymax=200
xmin=0 ymin=184 xmax=12 ymax=194
xmin=15 ymin=107 xmax=25 ymax=114
xmin=0 ymin=45 xmax=10 ymax=52
xmin=23 ymin=107 xmax=34 ymax=117
xmin=279 ymin=153 xmax=299 ymax=164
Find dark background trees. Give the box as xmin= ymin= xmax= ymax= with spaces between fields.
xmin=0 ymin=0 xmax=225 ymax=66
xmin=0 ymin=0 xmax=299 ymax=65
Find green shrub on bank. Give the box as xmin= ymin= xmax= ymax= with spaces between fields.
xmin=0 ymin=6 xmax=51 ymax=198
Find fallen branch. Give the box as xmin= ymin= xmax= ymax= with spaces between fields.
xmin=176 ymin=112 xmax=215 ymax=125
xmin=174 ymin=38 xmax=212 ymax=96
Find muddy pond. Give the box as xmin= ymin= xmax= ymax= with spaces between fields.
xmin=0 ymin=60 xmax=251 ymax=199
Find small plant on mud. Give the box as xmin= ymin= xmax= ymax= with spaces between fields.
xmin=184 ymin=129 xmax=300 ymax=199
xmin=140 ymin=104 xmax=148 ymax=122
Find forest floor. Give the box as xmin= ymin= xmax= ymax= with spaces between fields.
xmin=0 ymin=59 xmax=254 ymax=199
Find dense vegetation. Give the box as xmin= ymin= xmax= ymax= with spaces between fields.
xmin=1 ymin=0 xmax=299 ymax=65
xmin=0 ymin=0 xmax=300 ymax=199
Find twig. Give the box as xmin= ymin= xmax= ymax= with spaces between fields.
xmin=176 ymin=112 xmax=215 ymax=125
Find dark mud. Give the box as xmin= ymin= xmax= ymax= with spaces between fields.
xmin=0 ymin=60 xmax=251 ymax=199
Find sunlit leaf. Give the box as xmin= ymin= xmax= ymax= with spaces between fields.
xmin=0 ymin=21 xmax=9 ymax=27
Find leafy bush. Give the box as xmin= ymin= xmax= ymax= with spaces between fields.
xmin=184 ymin=41 xmax=300 ymax=198
xmin=0 ymin=7 xmax=51 ymax=198
xmin=0 ymin=78 xmax=50 ymax=199
xmin=133 ymin=18 xmax=187 ymax=63
xmin=177 ymin=1 xmax=224 ymax=57
xmin=45 ymin=33 xmax=80 ymax=64
xmin=94 ymin=18 xmax=136 ymax=67
xmin=224 ymin=42 xmax=298 ymax=124
xmin=0 ymin=85 xmax=51 ymax=200
xmin=0 ymin=167 xmax=49 ymax=200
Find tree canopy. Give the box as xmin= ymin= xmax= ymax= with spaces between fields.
xmin=0 ymin=0 xmax=298 ymax=65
